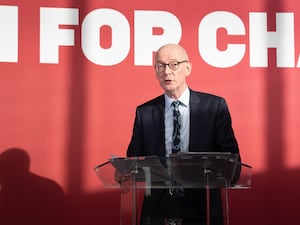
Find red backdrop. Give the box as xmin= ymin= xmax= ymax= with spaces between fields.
xmin=0 ymin=0 xmax=300 ymax=224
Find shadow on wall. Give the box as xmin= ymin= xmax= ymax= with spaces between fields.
xmin=0 ymin=148 xmax=121 ymax=225
xmin=0 ymin=148 xmax=66 ymax=225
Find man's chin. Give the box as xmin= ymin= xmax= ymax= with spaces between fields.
xmin=162 ymin=84 xmax=175 ymax=91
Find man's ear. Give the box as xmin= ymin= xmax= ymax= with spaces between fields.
xmin=185 ymin=61 xmax=192 ymax=76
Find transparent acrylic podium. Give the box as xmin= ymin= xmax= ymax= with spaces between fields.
xmin=94 ymin=152 xmax=252 ymax=225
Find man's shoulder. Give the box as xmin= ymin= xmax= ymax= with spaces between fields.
xmin=191 ymin=89 xmax=225 ymax=102
xmin=138 ymin=95 xmax=164 ymax=106
xmin=136 ymin=95 xmax=164 ymax=110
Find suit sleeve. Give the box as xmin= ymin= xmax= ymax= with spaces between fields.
xmin=215 ymin=98 xmax=239 ymax=154
xmin=216 ymin=98 xmax=241 ymax=184
xmin=127 ymin=108 xmax=144 ymax=157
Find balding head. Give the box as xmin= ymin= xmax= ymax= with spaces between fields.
xmin=155 ymin=43 xmax=189 ymax=63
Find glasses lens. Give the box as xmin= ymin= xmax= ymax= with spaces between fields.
xmin=169 ymin=62 xmax=179 ymax=70
xmin=155 ymin=64 xmax=164 ymax=72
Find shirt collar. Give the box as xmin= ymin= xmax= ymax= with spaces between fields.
xmin=164 ymin=87 xmax=190 ymax=110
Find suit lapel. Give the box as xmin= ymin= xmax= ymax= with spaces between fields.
xmin=189 ymin=90 xmax=202 ymax=151
xmin=152 ymin=95 xmax=166 ymax=156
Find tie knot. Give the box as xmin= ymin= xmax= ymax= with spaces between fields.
xmin=172 ymin=101 xmax=180 ymax=108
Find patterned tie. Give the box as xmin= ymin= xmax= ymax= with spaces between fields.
xmin=172 ymin=101 xmax=181 ymax=154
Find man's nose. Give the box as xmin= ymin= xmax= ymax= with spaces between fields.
xmin=164 ymin=64 xmax=173 ymax=74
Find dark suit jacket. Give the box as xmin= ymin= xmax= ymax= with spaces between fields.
xmin=127 ymin=89 xmax=240 ymax=225
xmin=127 ymin=89 xmax=239 ymax=156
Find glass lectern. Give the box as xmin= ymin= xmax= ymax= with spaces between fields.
xmin=94 ymin=152 xmax=252 ymax=225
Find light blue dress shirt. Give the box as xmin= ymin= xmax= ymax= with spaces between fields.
xmin=164 ymin=88 xmax=190 ymax=156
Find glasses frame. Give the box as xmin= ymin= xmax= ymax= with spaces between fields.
xmin=154 ymin=60 xmax=188 ymax=73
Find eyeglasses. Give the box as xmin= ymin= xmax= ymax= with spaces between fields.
xmin=154 ymin=60 xmax=188 ymax=73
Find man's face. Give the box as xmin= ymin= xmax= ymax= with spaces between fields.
xmin=154 ymin=46 xmax=191 ymax=97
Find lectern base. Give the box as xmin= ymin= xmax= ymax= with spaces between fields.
xmin=120 ymin=188 xmax=226 ymax=225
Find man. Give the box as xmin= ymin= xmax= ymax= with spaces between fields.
xmin=127 ymin=43 xmax=240 ymax=225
